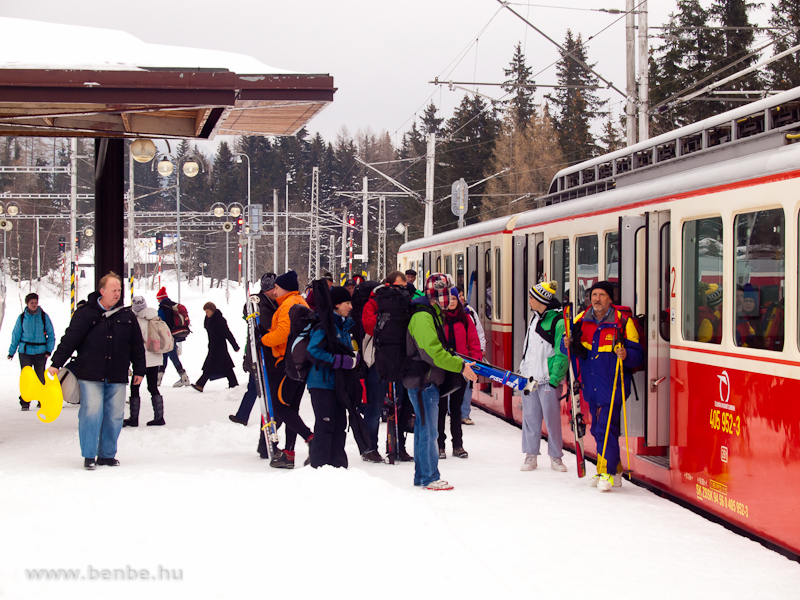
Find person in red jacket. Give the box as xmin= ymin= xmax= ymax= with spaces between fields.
xmin=438 ymin=286 xmax=482 ymax=459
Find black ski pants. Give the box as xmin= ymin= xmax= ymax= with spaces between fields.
xmin=19 ymin=352 xmax=46 ymax=409
xmin=309 ymin=387 xmax=348 ymax=468
xmin=438 ymin=378 xmax=467 ymax=450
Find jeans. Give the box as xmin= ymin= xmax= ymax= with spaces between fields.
xmin=461 ymin=381 xmax=473 ymax=420
xmin=407 ymin=383 xmax=441 ymax=487
xmin=234 ymin=374 xmax=259 ymax=424
xmin=363 ymin=363 xmax=386 ymax=452
xmin=161 ymin=346 xmax=183 ymax=374
xmin=78 ymin=380 xmax=126 ymax=459
xmin=521 ymin=384 xmax=563 ymax=458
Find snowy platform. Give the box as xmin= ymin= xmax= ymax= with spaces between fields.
xmin=0 ymin=279 xmax=797 ymax=599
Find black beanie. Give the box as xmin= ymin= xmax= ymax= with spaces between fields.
xmin=588 ymin=280 xmax=615 ymax=300
xmin=330 ymin=286 xmax=352 ymax=306
xmin=275 ymin=270 xmax=299 ymax=292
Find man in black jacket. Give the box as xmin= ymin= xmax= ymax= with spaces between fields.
xmin=48 ymin=272 xmax=146 ymax=470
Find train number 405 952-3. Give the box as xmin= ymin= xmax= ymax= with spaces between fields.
xmin=709 ymin=409 xmax=740 ymax=436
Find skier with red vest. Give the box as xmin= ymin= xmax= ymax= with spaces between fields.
xmin=565 ymin=281 xmax=643 ymax=491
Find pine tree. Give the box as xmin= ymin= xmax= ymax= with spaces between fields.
xmin=547 ymin=30 xmax=602 ymax=163
xmin=421 ymin=102 xmax=443 ymax=135
xmin=502 ymin=42 xmax=536 ymax=129
xmin=767 ymin=0 xmax=800 ymax=90
xmin=599 ymin=115 xmax=625 ymax=154
xmin=482 ymin=106 xmax=563 ymax=220
xmin=708 ymin=0 xmax=763 ymax=93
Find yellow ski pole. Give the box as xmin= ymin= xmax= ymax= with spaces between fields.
xmin=619 ymin=352 xmax=631 ymax=474
xmin=599 ymin=356 xmax=620 ymax=475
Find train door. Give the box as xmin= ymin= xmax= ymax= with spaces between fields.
xmin=479 ymin=242 xmax=493 ymax=366
xmin=466 ymin=245 xmax=478 ymax=308
xmin=620 ymin=212 xmax=671 ymax=457
xmin=512 ymin=236 xmax=528 ymax=371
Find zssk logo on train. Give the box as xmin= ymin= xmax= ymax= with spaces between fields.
xmin=717 ymin=370 xmax=730 ymax=404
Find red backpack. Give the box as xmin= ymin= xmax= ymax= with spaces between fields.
xmin=170 ymin=303 xmax=191 ymax=341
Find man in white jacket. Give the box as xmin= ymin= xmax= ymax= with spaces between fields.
xmin=518 ymin=281 xmax=568 ymax=472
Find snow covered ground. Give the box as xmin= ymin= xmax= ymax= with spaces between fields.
xmin=0 ymin=274 xmax=798 ymax=600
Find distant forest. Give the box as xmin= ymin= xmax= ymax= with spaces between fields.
xmin=1 ymin=0 xmax=797 ymax=287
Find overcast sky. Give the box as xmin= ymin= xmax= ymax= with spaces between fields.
xmin=1 ymin=1 xmax=776 ymax=152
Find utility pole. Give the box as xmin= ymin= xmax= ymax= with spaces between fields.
xmin=273 ymin=189 xmax=278 ymax=274
xmin=424 ymin=133 xmax=435 ymax=238
xmin=638 ymin=0 xmax=649 ymax=142
xmin=626 ymin=0 xmax=636 ymax=146
xmin=128 ymin=148 xmax=135 ymax=303
xmin=361 ymin=176 xmax=368 ymax=274
xmin=308 ymin=166 xmax=320 ymax=281
xmin=377 ymin=195 xmax=386 ymax=280
xmin=70 ymin=138 xmax=78 ymax=314
xmin=341 ymin=209 xmax=347 ymax=278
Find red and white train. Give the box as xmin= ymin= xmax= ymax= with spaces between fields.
xmin=398 ymin=88 xmax=800 ymax=557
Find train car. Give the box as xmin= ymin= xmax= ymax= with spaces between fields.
xmin=397 ymin=88 xmax=800 ymax=557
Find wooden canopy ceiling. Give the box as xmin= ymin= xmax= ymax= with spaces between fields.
xmin=0 ymin=68 xmax=335 ymax=139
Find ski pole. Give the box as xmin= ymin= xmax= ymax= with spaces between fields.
xmin=599 ymin=355 xmax=621 ymax=475
xmin=619 ymin=353 xmax=631 ymax=474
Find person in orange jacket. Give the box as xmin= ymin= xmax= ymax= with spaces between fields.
xmin=255 ymin=270 xmax=313 ymax=469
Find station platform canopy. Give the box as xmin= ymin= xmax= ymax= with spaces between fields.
xmin=0 ymin=17 xmax=336 ymax=139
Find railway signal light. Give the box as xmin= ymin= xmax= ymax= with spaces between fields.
xmin=236 ymin=216 xmax=244 ymax=233
xmin=348 ymin=214 xmax=356 ymax=227
xmin=75 ymin=235 xmax=80 ymax=250
xmin=59 ymin=236 xmax=65 ymax=253
xmin=155 ymin=232 xmax=163 ymax=251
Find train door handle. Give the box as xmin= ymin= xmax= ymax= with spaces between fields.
xmin=650 ymin=376 xmax=666 ymax=392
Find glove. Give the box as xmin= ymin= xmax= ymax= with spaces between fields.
xmin=332 ymin=354 xmax=358 ymax=370
xmin=232 ymin=344 xmax=240 ymax=352
xmin=569 ymin=321 xmax=588 ymax=360
xmin=7 ymin=355 xmax=12 ymax=360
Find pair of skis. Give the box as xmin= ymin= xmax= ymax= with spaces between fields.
xmin=455 ymin=354 xmax=535 ymax=394
xmin=246 ymin=295 xmax=279 ymax=460
xmin=385 ymin=383 xmax=401 ymax=464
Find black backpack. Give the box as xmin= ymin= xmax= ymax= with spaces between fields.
xmin=373 ymin=285 xmax=413 ymax=383
xmin=350 ymin=280 xmax=379 ymax=346
xmin=284 ymin=304 xmax=319 ymax=382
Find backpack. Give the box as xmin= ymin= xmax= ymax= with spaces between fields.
xmin=170 ymin=303 xmax=191 ymax=341
xmin=350 ymin=280 xmax=379 ymax=346
xmin=285 ymin=304 xmax=319 ymax=382
xmin=146 ymin=316 xmax=175 ymax=354
xmin=615 ymin=305 xmax=645 ymax=373
xmin=373 ymin=285 xmax=413 ymax=383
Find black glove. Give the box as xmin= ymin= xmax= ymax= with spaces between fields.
xmin=7 ymin=355 xmax=12 ymax=361
xmin=569 ymin=321 xmax=588 ymax=360
xmin=232 ymin=343 xmax=240 ymax=352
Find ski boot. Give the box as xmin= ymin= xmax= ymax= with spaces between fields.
xmin=270 ymin=449 xmax=295 ymax=469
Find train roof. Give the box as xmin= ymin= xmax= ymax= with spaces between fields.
xmin=399 ymin=87 xmax=800 ymax=254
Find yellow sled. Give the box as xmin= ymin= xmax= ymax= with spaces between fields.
xmin=20 ymin=366 xmax=63 ymax=423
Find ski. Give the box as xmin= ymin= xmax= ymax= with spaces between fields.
xmin=385 ymin=383 xmax=400 ymax=464
xmin=562 ymin=303 xmax=587 ymax=478
xmin=455 ymin=354 xmax=535 ymax=394
xmin=246 ymin=295 xmax=278 ymax=460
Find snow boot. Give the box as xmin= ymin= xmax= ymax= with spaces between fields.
xmin=453 ymin=447 xmax=469 ymax=459
xmin=399 ymin=448 xmax=413 ymax=462
xmin=270 ymin=449 xmax=295 ymax=469
xmin=597 ymin=473 xmax=614 ymax=492
xmin=521 ymin=454 xmax=537 ymax=471
xmin=123 ymin=397 xmax=140 ymax=427
xmin=146 ymin=395 xmax=165 ymax=426
xmin=173 ymin=370 xmax=191 ymax=387
xmin=361 ymin=450 xmax=383 ymax=463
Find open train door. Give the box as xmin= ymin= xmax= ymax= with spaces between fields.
xmin=619 ymin=212 xmax=671 ymax=462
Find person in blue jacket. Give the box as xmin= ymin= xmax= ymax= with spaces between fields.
xmin=565 ymin=281 xmax=643 ymax=491
xmin=8 ymin=293 xmax=55 ymax=410
xmin=307 ymin=286 xmax=359 ymax=468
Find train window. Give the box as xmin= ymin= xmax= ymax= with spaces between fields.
xmin=445 ymin=254 xmax=453 ymax=280
xmin=605 ymin=232 xmax=620 ymax=304
xmin=409 ymin=261 xmax=416 ymax=287
xmin=495 ymin=248 xmax=502 ymax=320
xmin=455 ymin=253 xmax=464 ymax=289
xmin=682 ymin=217 xmax=723 ymax=344
xmin=436 ymin=256 xmax=441 ymax=273
xmin=660 ymin=223 xmax=671 ymax=341
xmin=485 ymin=250 xmax=492 ymax=320
xmin=576 ymin=235 xmax=598 ymax=310
xmin=734 ymin=209 xmax=784 ymax=351
xmin=536 ymin=241 xmax=544 ymax=281
xmin=550 ymin=239 xmax=570 ymax=305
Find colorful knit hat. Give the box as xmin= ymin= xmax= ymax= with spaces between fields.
xmin=705 ymin=283 xmax=723 ymax=307
xmin=155 ymin=287 xmax=168 ymax=301
xmin=426 ymin=273 xmax=451 ymax=306
xmin=529 ymin=280 xmax=557 ymax=305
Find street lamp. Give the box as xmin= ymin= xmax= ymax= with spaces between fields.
xmin=129 ymin=139 xmax=157 ymax=303
xmin=236 ymin=153 xmax=252 ymax=286
xmin=285 ymin=172 xmax=292 ymax=273
xmin=156 ymin=154 xmax=201 ymax=304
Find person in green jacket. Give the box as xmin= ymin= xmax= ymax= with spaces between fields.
xmin=403 ymin=273 xmax=477 ymax=491
xmin=518 ymin=281 xmax=569 ymax=472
